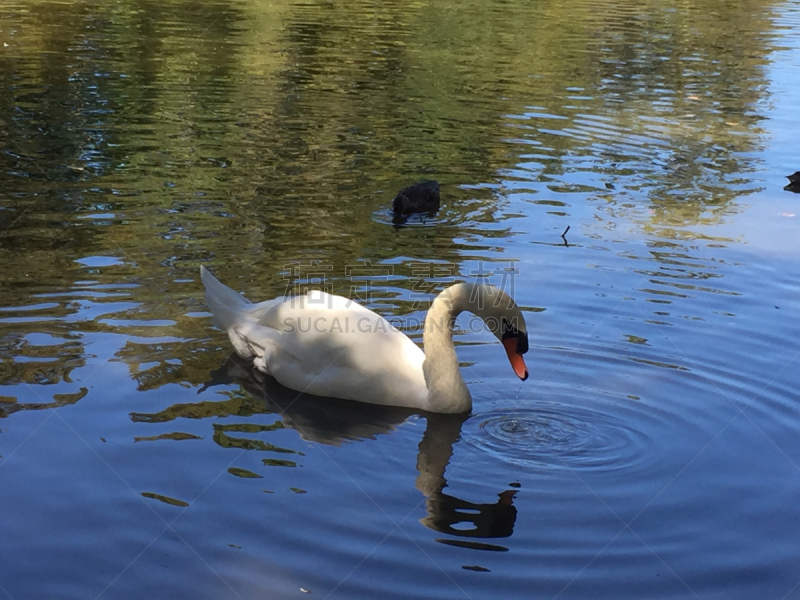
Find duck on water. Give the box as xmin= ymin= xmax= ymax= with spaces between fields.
xmin=392 ymin=180 xmax=441 ymax=222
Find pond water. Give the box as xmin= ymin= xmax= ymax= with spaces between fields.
xmin=2 ymin=0 xmax=800 ymax=598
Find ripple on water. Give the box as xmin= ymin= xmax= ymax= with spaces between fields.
xmin=371 ymin=207 xmax=449 ymax=227
xmin=465 ymin=400 xmax=657 ymax=474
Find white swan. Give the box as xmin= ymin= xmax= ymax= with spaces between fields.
xmin=200 ymin=266 xmax=529 ymax=413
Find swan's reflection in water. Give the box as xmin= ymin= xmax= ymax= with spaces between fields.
xmin=416 ymin=413 xmax=518 ymax=550
xmin=199 ymin=355 xmax=519 ymax=550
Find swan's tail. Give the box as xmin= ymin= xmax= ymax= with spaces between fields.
xmin=200 ymin=266 xmax=253 ymax=332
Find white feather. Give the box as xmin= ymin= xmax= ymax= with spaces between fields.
xmin=201 ymin=266 xmax=428 ymax=408
xmin=200 ymin=267 xmax=529 ymax=413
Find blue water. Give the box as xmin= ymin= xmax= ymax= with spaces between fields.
xmin=2 ymin=1 xmax=800 ymax=598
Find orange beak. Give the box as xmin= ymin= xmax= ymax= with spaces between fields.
xmin=503 ymin=337 xmax=529 ymax=381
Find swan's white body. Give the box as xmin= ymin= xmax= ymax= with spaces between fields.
xmin=201 ymin=266 xmax=528 ymax=413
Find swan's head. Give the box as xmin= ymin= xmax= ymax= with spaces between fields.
xmin=499 ymin=314 xmax=529 ymax=381
xmin=457 ymin=283 xmax=530 ymax=381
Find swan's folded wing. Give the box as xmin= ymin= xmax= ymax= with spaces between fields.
xmin=255 ymin=291 xmax=428 ymax=406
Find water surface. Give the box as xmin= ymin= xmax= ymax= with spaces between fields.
xmin=2 ymin=0 xmax=800 ymax=598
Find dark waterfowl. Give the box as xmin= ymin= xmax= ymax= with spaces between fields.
xmin=392 ymin=180 xmax=441 ymax=216
xmin=785 ymin=172 xmax=800 ymax=193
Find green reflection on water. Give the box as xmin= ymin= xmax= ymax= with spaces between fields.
xmin=0 ymin=0 xmax=784 ymax=404
xmin=227 ymin=466 xmax=263 ymax=479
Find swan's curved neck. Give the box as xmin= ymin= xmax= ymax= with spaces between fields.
xmin=422 ymin=284 xmax=474 ymax=413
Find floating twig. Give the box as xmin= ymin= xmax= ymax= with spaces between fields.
xmin=561 ymin=225 xmax=571 ymax=247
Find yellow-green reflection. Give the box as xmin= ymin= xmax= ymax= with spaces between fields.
xmin=0 ymin=0 xmax=782 ymax=402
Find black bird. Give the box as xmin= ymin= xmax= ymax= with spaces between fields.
xmin=785 ymin=172 xmax=800 ymax=193
xmin=392 ymin=180 xmax=441 ymax=216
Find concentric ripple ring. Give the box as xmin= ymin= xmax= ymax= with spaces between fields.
xmin=464 ymin=401 xmax=656 ymax=473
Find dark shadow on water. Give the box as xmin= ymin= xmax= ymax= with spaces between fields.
xmin=199 ymin=354 xmax=519 ymax=548
xmin=198 ymin=354 xmax=418 ymax=445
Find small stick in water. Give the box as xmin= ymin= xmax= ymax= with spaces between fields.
xmin=561 ymin=225 xmax=570 ymax=247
